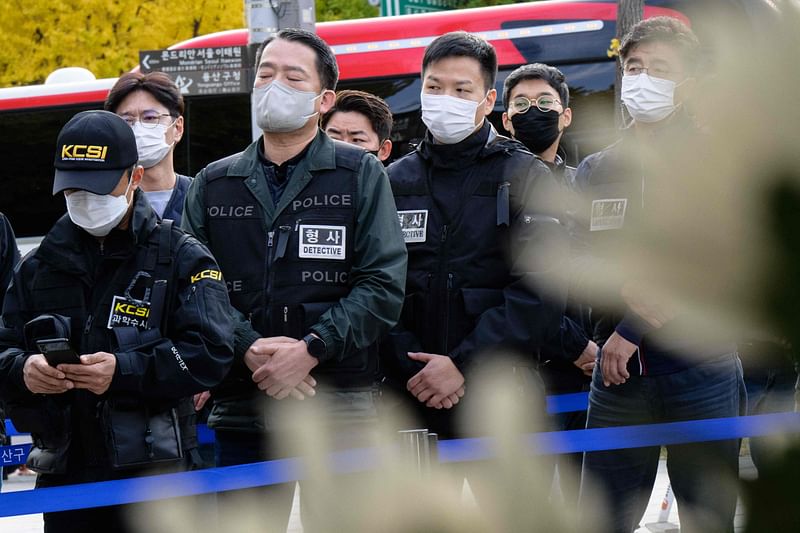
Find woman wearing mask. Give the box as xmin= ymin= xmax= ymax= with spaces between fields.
xmin=104 ymin=72 xmax=189 ymax=224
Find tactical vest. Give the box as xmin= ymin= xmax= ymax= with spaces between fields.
xmin=204 ymin=142 xmax=375 ymax=388
xmin=20 ymin=220 xmax=198 ymax=470
xmin=389 ymin=146 xmax=531 ymax=357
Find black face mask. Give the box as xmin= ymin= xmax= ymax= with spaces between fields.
xmin=510 ymin=108 xmax=561 ymax=155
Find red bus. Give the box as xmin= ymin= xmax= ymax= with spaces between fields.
xmin=0 ymin=0 xmax=774 ymax=238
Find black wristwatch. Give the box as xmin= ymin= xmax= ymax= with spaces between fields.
xmin=303 ymin=333 xmax=327 ymax=359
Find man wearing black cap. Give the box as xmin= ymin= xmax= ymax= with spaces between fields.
xmin=0 ymin=110 xmax=234 ymax=532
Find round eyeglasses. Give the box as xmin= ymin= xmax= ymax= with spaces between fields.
xmin=509 ymin=95 xmax=562 ymax=116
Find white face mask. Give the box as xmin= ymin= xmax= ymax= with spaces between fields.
xmin=132 ymin=122 xmax=174 ymax=168
xmin=621 ymin=73 xmax=678 ymax=123
xmin=66 ymin=179 xmax=132 ymax=237
xmin=421 ymin=93 xmax=484 ymax=144
xmin=254 ymin=80 xmax=321 ymax=133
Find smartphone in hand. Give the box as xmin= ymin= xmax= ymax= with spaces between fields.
xmin=36 ymin=338 xmax=81 ymax=366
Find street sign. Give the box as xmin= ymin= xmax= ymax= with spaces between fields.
xmin=381 ymin=0 xmax=464 ymax=16
xmin=139 ymin=46 xmax=254 ymax=96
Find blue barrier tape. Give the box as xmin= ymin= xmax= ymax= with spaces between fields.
xmin=197 ymin=424 xmax=215 ymax=446
xmin=1 ymin=412 xmax=797 ymax=517
xmin=545 ymin=391 xmax=589 ymax=414
xmin=437 ymin=411 xmax=800 ymax=462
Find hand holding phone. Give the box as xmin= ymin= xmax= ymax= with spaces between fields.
xmin=36 ymin=338 xmax=81 ymax=366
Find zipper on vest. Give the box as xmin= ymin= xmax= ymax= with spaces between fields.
xmin=83 ymin=314 xmax=94 ymax=336
xmin=283 ymin=306 xmax=289 ymax=325
xmin=263 ymin=230 xmax=276 ymax=333
xmin=442 ymin=272 xmax=453 ymax=354
xmin=438 ymin=224 xmax=451 ymax=355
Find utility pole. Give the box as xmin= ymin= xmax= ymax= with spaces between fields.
xmin=614 ymin=0 xmax=644 ymax=128
xmin=246 ymin=0 xmax=317 ymax=140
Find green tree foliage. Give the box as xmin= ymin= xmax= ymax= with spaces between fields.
xmin=1 ymin=0 xmax=525 ymax=88
xmin=0 ymin=0 xmax=244 ymax=87
xmin=317 ymin=0 xmax=379 ymax=21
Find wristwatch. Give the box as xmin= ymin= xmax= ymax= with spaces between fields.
xmin=303 ymin=333 xmax=327 ymax=359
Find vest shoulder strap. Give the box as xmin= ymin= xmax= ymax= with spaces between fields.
xmin=206 ymin=152 xmax=244 ymax=182
xmin=331 ymin=140 xmax=364 ymax=172
xmin=389 ymin=154 xmax=428 ymax=197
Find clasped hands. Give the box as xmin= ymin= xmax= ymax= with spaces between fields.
xmin=244 ymin=336 xmax=318 ymax=400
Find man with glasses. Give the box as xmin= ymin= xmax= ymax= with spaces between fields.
xmin=502 ymin=63 xmax=596 ymax=507
xmin=573 ymin=17 xmax=743 ymax=532
xmin=105 ymin=73 xmax=189 ymax=224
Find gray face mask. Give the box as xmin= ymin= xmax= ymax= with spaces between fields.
xmin=253 ymin=80 xmax=321 ymax=133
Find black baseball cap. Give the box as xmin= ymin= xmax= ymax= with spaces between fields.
xmin=53 ymin=110 xmax=138 ymax=195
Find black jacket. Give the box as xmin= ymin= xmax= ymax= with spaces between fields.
xmin=572 ymin=116 xmax=735 ymax=375
xmin=0 ymin=212 xmax=20 ymax=314
xmin=0 ymin=191 xmax=234 ymax=474
xmin=383 ymin=121 xmax=567 ymax=383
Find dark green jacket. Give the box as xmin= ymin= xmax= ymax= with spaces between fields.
xmin=182 ymin=131 xmax=407 ymax=430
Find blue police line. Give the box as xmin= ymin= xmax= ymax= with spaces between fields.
xmin=1 ymin=411 xmax=799 ymax=517
xmin=0 ymin=392 xmax=594 ymax=467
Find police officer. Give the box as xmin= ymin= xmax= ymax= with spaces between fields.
xmin=573 ymin=18 xmax=742 ymax=532
xmin=181 ymin=28 xmax=407 ymax=531
xmin=0 ymin=110 xmax=234 ymax=533
xmin=104 ymin=72 xmax=189 ymax=224
xmin=503 ymin=62 xmax=596 ymax=507
xmin=382 ymin=31 xmax=566 ymax=438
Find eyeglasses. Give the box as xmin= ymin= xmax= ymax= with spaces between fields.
xmin=509 ymin=95 xmax=562 ymax=115
xmin=119 ymin=111 xmax=176 ymax=129
xmin=623 ymin=65 xmax=681 ymax=79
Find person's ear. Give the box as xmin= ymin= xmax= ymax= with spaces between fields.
xmin=483 ymin=88 xmax=497 ymax=116
xmin=172 ymin=116 xmax=184 ymax=144
xmin=561 ymin=107 xmax=573 ymax=130
xmin=319 ymin=89 xmax=336 ymax=115
xmin=378 ymin=139 xmax=393 ymax=162
xmin=502 ymin=111 xmax=513 ymax=135
xmin=130 ymin=165 xmax=144 ymax=191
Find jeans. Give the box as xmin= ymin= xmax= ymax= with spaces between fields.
xmin=215 ymin=388 xmax=380 ymax=533
xmin=579 ymin=353 xmax=744 ymax=533
xmin=744 ymin=363 xmax=798 ymax=472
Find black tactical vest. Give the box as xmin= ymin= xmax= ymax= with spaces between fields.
xmin=389 ymin=144 xmax=532 ymax=357
xmin=204 ymin=142 xmax=375 ymax=387
xmin=21 ymin=219 xmax=198 ymax=469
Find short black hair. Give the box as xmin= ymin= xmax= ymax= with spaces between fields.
xmin=255 ymin=28 xmax=339 ymax=91
xmin=503 ymin=63 xmax=569 ymax=110
xmin=105 ymin=72 xmax=184 ymax=117
xmin=320 ymin=90 xmax=394 ymax=142
xmin=422 ymin=31 xmax=497 ymax=92
xmin=620 ymin=16 xmax=701 ymax=74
